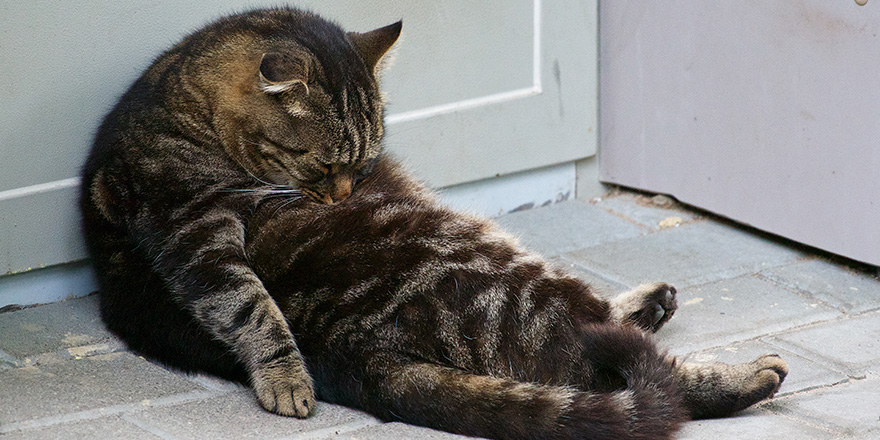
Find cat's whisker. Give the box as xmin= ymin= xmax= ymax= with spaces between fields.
xmin=263 ymin=189 xmax=303 ymax=195
xmin=269 ymin=194 xmax=306 ymax=217
xmin=220 ymin=187 xmax=303 ymax=197
xmin=235 ymin=155 xmax=294 ymax=189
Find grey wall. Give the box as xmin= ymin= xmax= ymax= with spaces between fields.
xmin=600 ymin=1 xmax=880 ymax=266
xmin=0 ymin=1 xmax=597 ymax=276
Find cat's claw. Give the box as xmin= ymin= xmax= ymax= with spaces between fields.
xmin=652 ymin=303 xmax=666 ymax=327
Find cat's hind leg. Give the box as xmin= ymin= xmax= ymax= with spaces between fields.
xmin=610 ymin=282 xmax=678 ymax=332
xmin=675 ymin=354 xmax=788 ymax=419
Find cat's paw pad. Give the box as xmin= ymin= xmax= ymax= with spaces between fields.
xmin=611 ymin=282 xmax=678 ymax=332
xmin=252 ymin=358 xmax=316 ymax=418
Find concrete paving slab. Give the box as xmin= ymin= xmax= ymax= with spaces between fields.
xmin=677 ymin=408 xmax=837 ymax=440
xmin=129 ymin=391 xmax=381 ymax=440
xmin=656 ymin=275 xmax=840 ymax=355
xmin=563 ymin=221 xmax=805 ymax=289
xmin=594 ymin=192 xmax=701 ymax=232
xmin=0 ymin=416 xmax=161 ymax=440
xmin=759 ymin=258 xmax=880 ymax=314
xmin=322 ymin=421 xmax=477 ymax=440
xmin=680 ymin=340 xmax=849 ymax=396
xmin=549 ymin=258 xmax=630 ymax=299
xmin=186 ymin=372 xmax=251 ymax=393
xmin=763 ymin=378 xmax=880 ymax=437
xmin=0 ymin=351 xmax=204 ymax=428
xmin=0 ymin=348 xmax=24 ymax=369
xmin=768 ymin=311 xmax=880 ymax=378
xmin=495 ymin=199 xmax=644 ymax=257
xmin=0 ymin=294 xmax=113 ymax=359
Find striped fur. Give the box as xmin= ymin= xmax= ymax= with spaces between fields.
xmin=80 ymin=8 xmax=785 ymax=440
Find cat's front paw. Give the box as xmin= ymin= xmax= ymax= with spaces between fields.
xmin=610 ymin=282 xmax=678 ymax=332
xmin=251 ymin=356 xmax=316 ymax=418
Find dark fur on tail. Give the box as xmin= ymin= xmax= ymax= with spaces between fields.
xmin=310 ymin=324 xmax=686 ymax=440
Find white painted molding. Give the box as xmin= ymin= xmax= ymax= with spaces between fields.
xmin=0 ymin=177 xmax=81 ymax=202
xmin=387 ymin=0 xmax=543 ymax=125
xmin=385 ymin=87 xmax=542 ymax=125
xmin=532 ymin=0 xmax=543 ymax=93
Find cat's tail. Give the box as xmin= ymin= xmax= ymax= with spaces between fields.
xmin=561 ymin=323 xmax=688 ymax=439
xmin=315 ymin=325 xmax=687 ymax=440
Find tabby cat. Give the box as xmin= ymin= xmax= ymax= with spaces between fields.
xmin=81 ymin=8 xmax=787 ymax=440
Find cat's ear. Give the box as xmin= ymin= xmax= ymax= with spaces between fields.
xmin=348 ymin=21 xmax=402 ymax=73
xmin=259 ymin=52 xmax=310 ymax=94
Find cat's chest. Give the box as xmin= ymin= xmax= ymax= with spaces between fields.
xmin=244 ymin=192 xmax=386 ymax=277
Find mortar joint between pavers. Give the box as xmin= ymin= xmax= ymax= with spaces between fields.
xmin=121 ymin=413 xmax=180 ymax=440
xmin=753 ymin=272 xmax=852 ymax=315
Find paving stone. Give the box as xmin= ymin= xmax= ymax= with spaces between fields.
xmin=764 ymin=378 xmax=880 ymax=436
xmin=186 ymin=372 xmax=251 ymax=393
xmin=759 ymin=258 xmax=880 ymax=314
xmin=594 ymin=192 xmax=700 ymax=232
xmin=677 ymin=407 xmax=837 ymax=439
xmin=0 ymin=351 xmax=204 ymax=427
xmin=0 ymin=348 xmax=24 ymax=369
xmin=564 ymin=221 xmax=806 ymax=288
xmin=681 ymin=340 xmax=848 ymax=396
xmin=768 ymin=311 xmax=880 ymax=378
xmin=0 ymin=416 xmax=161 ymax=440
xmin=656 ymin=275 xmax=840 ymax=355
xmin=495 ymin=199 xmax=644 ymax=257
xmin=0 ymin=294 xmax=114 ymax=359
xmin=549 ymin=258 xmax=630 ymax=299
xmin=129 ymin=391 xmax=381 ymax=440
xmin=322 ymin=421 xmax=477 ymax=440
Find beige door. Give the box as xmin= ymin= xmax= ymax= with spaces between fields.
xmin=599 ymin=1 xmax=880 ymax=266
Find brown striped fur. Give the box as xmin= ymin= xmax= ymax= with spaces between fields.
xmin=81 ymin=8 xmax=787 ymax=440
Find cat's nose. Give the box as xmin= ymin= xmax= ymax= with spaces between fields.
xmin=325 ymin=190 xmax=351 ymax=205
xmin=327 ymin=176 xmax=353 ymax=204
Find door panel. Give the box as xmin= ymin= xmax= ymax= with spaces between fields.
xmin=600 ymin=1 xmax=880 ymax=266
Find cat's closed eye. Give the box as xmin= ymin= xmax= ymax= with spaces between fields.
xmin=298 ymin=164 xmax=330 ymax=185
xmin=354 ymin=160 xmax=378 ymax=183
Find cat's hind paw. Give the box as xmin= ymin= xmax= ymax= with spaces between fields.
xmin=679 ymin=353 xmax=788 ymax=419
xmin=252 ymin=357 xmax=316 ymax=418
xmin=743 ymin=354 xmax=789 ymax=401
xmin=610 ymin=282 xmax=678 ymax=332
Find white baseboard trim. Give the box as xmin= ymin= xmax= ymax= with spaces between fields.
xmin=0 ymin=261 xmax=97 ymax=310
xmin=439 ymin=161 xmax=576 ymax=217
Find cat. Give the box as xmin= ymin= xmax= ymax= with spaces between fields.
xmin=80 ymin=7 xmax=787 ymax=440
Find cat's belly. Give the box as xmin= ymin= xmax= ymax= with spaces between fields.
xmin=244 ymin=185 xmax=606 ymax=376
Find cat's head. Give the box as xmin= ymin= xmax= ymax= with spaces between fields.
xmin=201 ymin=9 xmax=401 ymax=204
